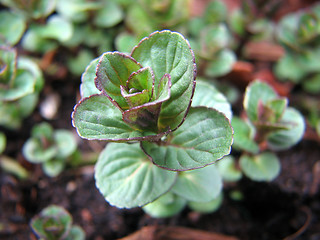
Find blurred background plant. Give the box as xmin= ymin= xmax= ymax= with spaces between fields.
xmin=0 ymin=0 xmax=319 ymax=238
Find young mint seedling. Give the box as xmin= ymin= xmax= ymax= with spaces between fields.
xmin=72 ymin=30 xmax=233 ymax=211
xmin=30 ymin=205 xmax=85 ymax=240
xmin=231 ymin=80 xmax=305 ymax=182
xmin=0 ymin=45 xmax=44 ymax=129
xmin=23 ymin=122 xmax=77 ymax=177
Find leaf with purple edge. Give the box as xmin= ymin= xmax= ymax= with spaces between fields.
xmin=141 ymin=107 xmax=233 ymax=171
xmin=95 ymin=52 xmax=142 ymax=110
xmin=72 ymin=94 xmax=166 ymax=141
xmin=131 ymin=30 xmax=196 ymax=132
xmin=122 ymin=74 xmax=171 ymax=132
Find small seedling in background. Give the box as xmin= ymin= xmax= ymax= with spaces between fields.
xmin=72 ymin=30 xmax=233 ymax=216
xmin=23 ymin=122 xmax=77 ymax=177
xmin=231 ymin=80 xmax=305 ymax=181
xmin=0 ymin=45 xmax=44 ymax=129
xmin=275 ymin=2 xmax=320 ymax=93
xmin=30 ymin=205 xmax=85 ymax=240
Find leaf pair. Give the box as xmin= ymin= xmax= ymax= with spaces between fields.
xmin=73 ymin=30 xmax=196 ymax=142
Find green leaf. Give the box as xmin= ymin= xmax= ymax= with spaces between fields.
xmin=56 ymin=0 xmax=100 ymax=23
xmin=30 ymin=205 xmax=72 ymax=240
xmin=115 ymin=32 xmax=139 ymax=53
xmin=68 ymin=49 xmax=95 ymax=76
xmin=122 ymin=74 xmax=171 ymax=132
xmin=80 ymin=58 xmax=100 ymax=98
xmin=188 ymin=193 xmax=223 ymax=213
xmin=94 ymin=1 xmax=123 ymax=28
xmin=266 ymin=98 xmax=288 ymax=122
xmin=142 ymin=192 xmax=187 ymax=218
xmin=240 ymin=152 xmax=281 ymax=181
xmin=0 ymin=10 xmax=26 ymax=45
xmin=0 ymin=132 xmax=6 ymax=154
xmin=131 ymin=30 xmax=196 ymax=131
xmin=202 ymin=24 xmax=231 ymax=54
xmin=65 ymin=225 xmax=85 ymax=240
xmin=54 ymin=130 xmax=77 ymax=158
xmin=216 ymin=156 xmax=242 ymax=182
xmin=267 ymin=107 xmax=305 ymax=151
xmin=95 ymin=143 xmax=177 ymax=208
xmin=192 ymin=80 xmax=232 ymax=120
xmin=243 ymin=81 xmax=277 ymax=122
xmin=23 ymin=138 xmax=57 ymax=163
xmin=231 ymin=117 xmax=259 ymax=154
xmin=72 ymin=94 xmax=166 ymax=141
xmin=0 ymin=156 xmax=29 ymax=179
xmin=204 ymin=0 xmax=227 ymax=24
xmin=43 ymin=159 xmax=65 ymax=177
xmin=95 ymin=52 xmax=142 ymax=110
xmin=0 ymin=70 xmax=35 ymax=101
xmin=0 ymin=0 xmax=56 ymax=19
xmin=171 ymin=164 xmax=222 ymax=202
xmin=30 ymin=15 xmax=73 ymax=42
xmin=141 ymin=107 xmax=233 ymax=171
xmin=0 ymin=46 xmax=16 ymax=85
xmin=303 ymin=73 xmax=320 ymax=93
xmin=205 ymin=49 xmax=236 ymax=77
xmin=275 ymin=53 xmax=305 ymax=83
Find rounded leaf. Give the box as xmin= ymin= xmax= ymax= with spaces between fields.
xmin=267 ymin=108 xmax=305 ymax=151
xmin=54 ymin=130 xmax=77 ymax=158
xmin=80 ymin=58 xmax=100 ymax=98
xmin=192 ymin=80 xmax=232 ymax=120
xmin=188 ymin=193 xmax=223 ymax=213
xmin=0 ymin=11 xmax=26 ymax=45
xmin=171 ymin=164 xmax=222 ymax=202
xmin=205 ymin=49 xmax=236 ymax=77
xmin=142 ymin=192 xmax=187 ymax=218
xmin=243 ymin=81 xmax=277 ymax=122
xmin=43 ymin=159 xmax=65 ymax=177
xmin=95 ymin=143 xmax=177 ymax=208
xmin=131 ymin=30 xmax=196 ymax=131
xmin=72 ymin=94 xmax=167 ymax=141
xmin=240 ymin=152 xmax=281 ymax=182
xmin=142 ymin=107 xmax=233 ymax=171
xmin=216 ymin=156 xmax=242 ymax=182
xmin=23 ymin=138 xmax=57 ymax=163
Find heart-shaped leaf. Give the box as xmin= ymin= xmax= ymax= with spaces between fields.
xmin=95 ymin=143 xmax=177 ymax=208
xmin=72 ymin=94 xmax=167 ymax=141
xmin=240 ymin=152 xmax=281 ymax=182
xmin=141 ymin=107 xmax=233 ymax=171
xmin=171 ymin=164 xmax=222 ymax=202
xmin=131 ymin=30 xmax=196 ymax=131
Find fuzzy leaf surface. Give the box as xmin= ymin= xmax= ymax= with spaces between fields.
xmin=95 ymin=143 xmax=177 ymax=208
xmin=131 ymin=30 xmax=196 ymax=131
xmin=72 ymin=94 xmax=164 ymax=141
xmin=141 ymin=107 xmax=233 ymax=171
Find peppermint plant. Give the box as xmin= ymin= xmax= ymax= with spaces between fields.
xmin=30 ymin=205 xmax=85 ymax=240
xmin=72 ymin=30 xmax=233 ymax=211
xmin=23 ymin=122 xmax=77 ymax=177
xmin=231 ymin=80 xmax=305 ymax=181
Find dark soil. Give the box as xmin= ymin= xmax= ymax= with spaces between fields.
xmin=1 ymin=1 xmax=320 ymax=240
